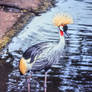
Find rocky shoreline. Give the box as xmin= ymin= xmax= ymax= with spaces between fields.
xmin=0 ymin=0 xmax=56 ymax=51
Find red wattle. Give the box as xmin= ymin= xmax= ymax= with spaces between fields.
xmin=60 ymin=31 xmax=64 ymax=36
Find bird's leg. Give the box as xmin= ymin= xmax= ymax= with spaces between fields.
xmin=27 ymin=78 xmax=30 ymax=92
xmin=44 ymin=71 xmax=48 ymax=92
xmin=27 ymin=72 xmax=32 ymax=92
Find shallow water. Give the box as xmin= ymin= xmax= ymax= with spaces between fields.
xmin=0 ymin=0 xmax=92 ymax=92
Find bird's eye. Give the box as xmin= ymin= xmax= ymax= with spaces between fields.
xmin=63 ymin=25 xmax=68 ymax=32
xmin=59 ymin=26 xmax=63 ymax=31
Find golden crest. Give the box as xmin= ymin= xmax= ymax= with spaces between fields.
xmin=53 ymin=13 xmax=73 ymax=26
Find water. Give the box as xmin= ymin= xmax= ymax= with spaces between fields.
xmin=0 ymin=0 xmax=92 ymax=92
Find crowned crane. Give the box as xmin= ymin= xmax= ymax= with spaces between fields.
xmin=19 ymin=13 xmax=73 ymax=92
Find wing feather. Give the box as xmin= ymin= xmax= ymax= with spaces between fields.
xmin=23 ymin=41 xmax=55 ymax=70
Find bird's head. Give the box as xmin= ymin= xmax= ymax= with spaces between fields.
xmin=53 ymin=13 xmax=73 ymax=36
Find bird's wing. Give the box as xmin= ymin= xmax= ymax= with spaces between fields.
xmin=31 ymin=42 xmax=57 ymax=71
xmin=23 ymin=41 xmax=55 ymax=63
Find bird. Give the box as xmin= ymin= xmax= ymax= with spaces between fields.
xmin=19 ymin=13 xmax=73 ymax=92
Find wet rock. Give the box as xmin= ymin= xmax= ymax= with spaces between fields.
xmin=0 ymin=60 xmax=13 ymax=92
xmin=0 ymin=11 xmax=35 ymax=50
xmin=0 ymin=0 xmax=41 ymax=10
xmin=0 ymin=0 xmax=56 ymax=51
xmin=0 ymin=10 xmax=21 ymax=39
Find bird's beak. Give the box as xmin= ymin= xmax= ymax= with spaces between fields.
xmin=64 ymin=31 xmax=69 ymax=37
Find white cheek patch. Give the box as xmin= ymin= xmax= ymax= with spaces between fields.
xmin=60 ymin=26 xmax=63 ymax=31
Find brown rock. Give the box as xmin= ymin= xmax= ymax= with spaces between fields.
xmin=0 ymin=0 xmax=41 ymax=10
xmin=0 ymin=0 xmax=55 ymax=50
xmin=0 ymin=9 xmax=21 ymax=39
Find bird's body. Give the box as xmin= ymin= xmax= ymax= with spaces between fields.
xmin=19 ymin=13 xmax=73 ymax=92
xmin=20 ymin=34 xmax=65 ymax=74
